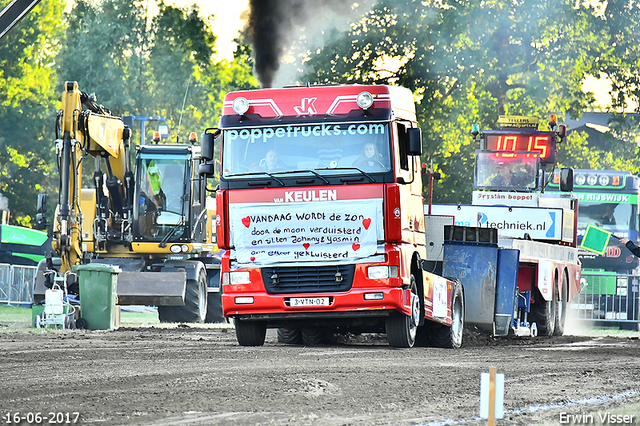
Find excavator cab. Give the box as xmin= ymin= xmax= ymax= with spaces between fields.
xmin=133 ymin=148 xmax=192 ymax=241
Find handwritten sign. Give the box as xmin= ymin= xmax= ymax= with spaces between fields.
xmin=230 ymin=199 xmax=382 ymax=264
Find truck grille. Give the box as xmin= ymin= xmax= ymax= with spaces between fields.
xmin=261 ymin=265 xmax=355 ymax=294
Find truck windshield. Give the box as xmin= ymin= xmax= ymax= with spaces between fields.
xmin=222 ymin=122 xmax=391 ymax=177
xmin=474 ymin=150 xmax=539 ymax=191
xmin=577 ymin=202 xmax=636 ymax=231
xmin=134 ymin=156 xmax=189 ymax=240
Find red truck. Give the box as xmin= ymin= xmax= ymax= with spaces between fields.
xmin=199 ymin=85 xmax=464 ymax=347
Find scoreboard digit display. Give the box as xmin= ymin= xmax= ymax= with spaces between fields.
xmin=483 ymin=130 xmax=556 ymax=164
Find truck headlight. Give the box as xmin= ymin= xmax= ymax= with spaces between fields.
xmin=229 ymin=271 xmax=251 ymax=285
xmin=367 ymin=266 xmax=398 ymax=279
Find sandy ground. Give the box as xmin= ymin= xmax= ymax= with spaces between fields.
xmin=0 ymin=317 xmax=639 ymax=426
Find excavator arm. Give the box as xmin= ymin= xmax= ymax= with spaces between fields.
xmin=0 ymin=0 xmax=41 ymax=40
xmin=53 ymin=81 xmax=132 ymax=274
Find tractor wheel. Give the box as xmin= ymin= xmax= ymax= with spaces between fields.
xmin=205 ymin=291 xmax=225 ymax=323
xmin=158 ymin=268 xmax=208 ymax=323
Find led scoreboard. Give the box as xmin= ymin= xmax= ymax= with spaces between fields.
xmin=481 ymin=130 xmax=556 ymax=164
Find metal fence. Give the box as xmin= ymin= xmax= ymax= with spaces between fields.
xmin=0 ymin=263 xmax=38 ymax=306
xmin=570 ymin=271 xmax=640 ymax=326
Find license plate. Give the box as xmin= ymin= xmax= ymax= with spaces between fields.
xmin=289 ymin=297 xmax=330 ymax=307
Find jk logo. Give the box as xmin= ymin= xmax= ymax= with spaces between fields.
xmin=294 ymin=97 xmax=317 ymax=116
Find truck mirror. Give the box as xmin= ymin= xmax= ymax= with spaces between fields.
xmin=37 ymin=193 xmax=48 ymax=213
xmin=201 ymin=132 xmax=215 ymax=161
xmin=407 ymin=128 xmax=422 ymax=156
xmin=199 ymin=163 xmax=215 ymax=177
xmin=559 ymin=168 xmax=574 ymax=192
xmin=35 ymin=193 xmax=48 ymax=230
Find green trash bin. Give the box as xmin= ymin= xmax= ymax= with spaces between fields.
xmin=75 ymin=263 xmax=121 ymax=330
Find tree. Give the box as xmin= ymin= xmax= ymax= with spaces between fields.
xmin=0 ymin=0 xmax=65 ymax=225
xmin=302 ymin=0 xmax=640 ymax=202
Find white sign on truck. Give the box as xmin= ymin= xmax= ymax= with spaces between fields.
xmin=429 ymin=204 xmax=564 ymax=241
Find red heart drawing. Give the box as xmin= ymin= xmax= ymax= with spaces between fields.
xmin=362 ymin=218 xmax=371 ymax=230
xmin=352 ymin=243 xmax=360 ymax=251
xmin=242 ymin=216 xmax=251 ymax=228
xmin=303 ymin=243 xmax=310 ymax=250
xmin=250 ymin=256 xmax=256 ymax=262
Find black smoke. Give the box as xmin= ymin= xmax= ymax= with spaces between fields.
xmin=246 ymin=0 xmax=367 ymax=88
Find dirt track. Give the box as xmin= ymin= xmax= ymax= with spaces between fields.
xmin=1 ymin=322 xmax=639 ymax=426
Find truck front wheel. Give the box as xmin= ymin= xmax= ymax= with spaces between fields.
xmin=235 ymin=319 xmax=267 ymax=346
xmin=386 ymin=276 xmax=420 ymax=348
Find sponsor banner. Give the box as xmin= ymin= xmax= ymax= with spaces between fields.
xmin=472 ymin=191 xmax=539 ymax=207
xmin=228 ymin=185 xmax=383 ymax=204
xmin=230 ymin=199 xmax=382 ymax=264
xmin=573 ymin=192 xmax=638 ymax=204
xmin=430 ymin=204 xmax=563 ymax=241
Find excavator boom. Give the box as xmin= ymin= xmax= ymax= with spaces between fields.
xmin=0 ymin=0 xmax=41 ymax=40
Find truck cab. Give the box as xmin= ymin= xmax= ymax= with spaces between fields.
xmin=201 ymin=85 xmax=464 ymax=347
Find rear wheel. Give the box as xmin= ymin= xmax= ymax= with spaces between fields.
xmin=301 ymin=327 xmax=337 ymax=346
xmin=277 ymin=327 xmax=302 ymax=344
xmin=531 ymin=279 xmax=557 ymax=337
xmin=386 ymin=276 xmax=420 ymax=348
xmin=158 ymin=268 xmax=208 ymax=323
xmin=235 ymin=319 xmax=267 ymax=346
xmin=429 ymin=279 xmax=464 ymax=348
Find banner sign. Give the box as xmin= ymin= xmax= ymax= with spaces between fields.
xmin=430 ymin=204 xmax=564 ymax=241
xmin=230 ymin=199 xmax=382 ymax=264
xmin=573 ymin=192 xmax=638 ymax=204
xmin=472 ymin=191 xmax=539 ymax=207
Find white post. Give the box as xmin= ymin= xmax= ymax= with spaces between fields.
xmin=480 ymin=367 xmax=504 ymax=424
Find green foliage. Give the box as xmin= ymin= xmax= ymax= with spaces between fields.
xmin=0 ymin=0 xmax=65 ymax=226
xmin=303 ymin=0 xmax=640 ymax=202
xmin=2 ymin=0 xmax=640 ymax=227
xmin=0 ymin=0 xmax=256 ymax=226
xmin=57 ymin=0 xmax=150 ymax=112
xmin=56 ymin=0 xmax=257 ymax=143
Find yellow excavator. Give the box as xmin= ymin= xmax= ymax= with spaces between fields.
xmin=34 ymin=81 xmax=223 ymax=324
